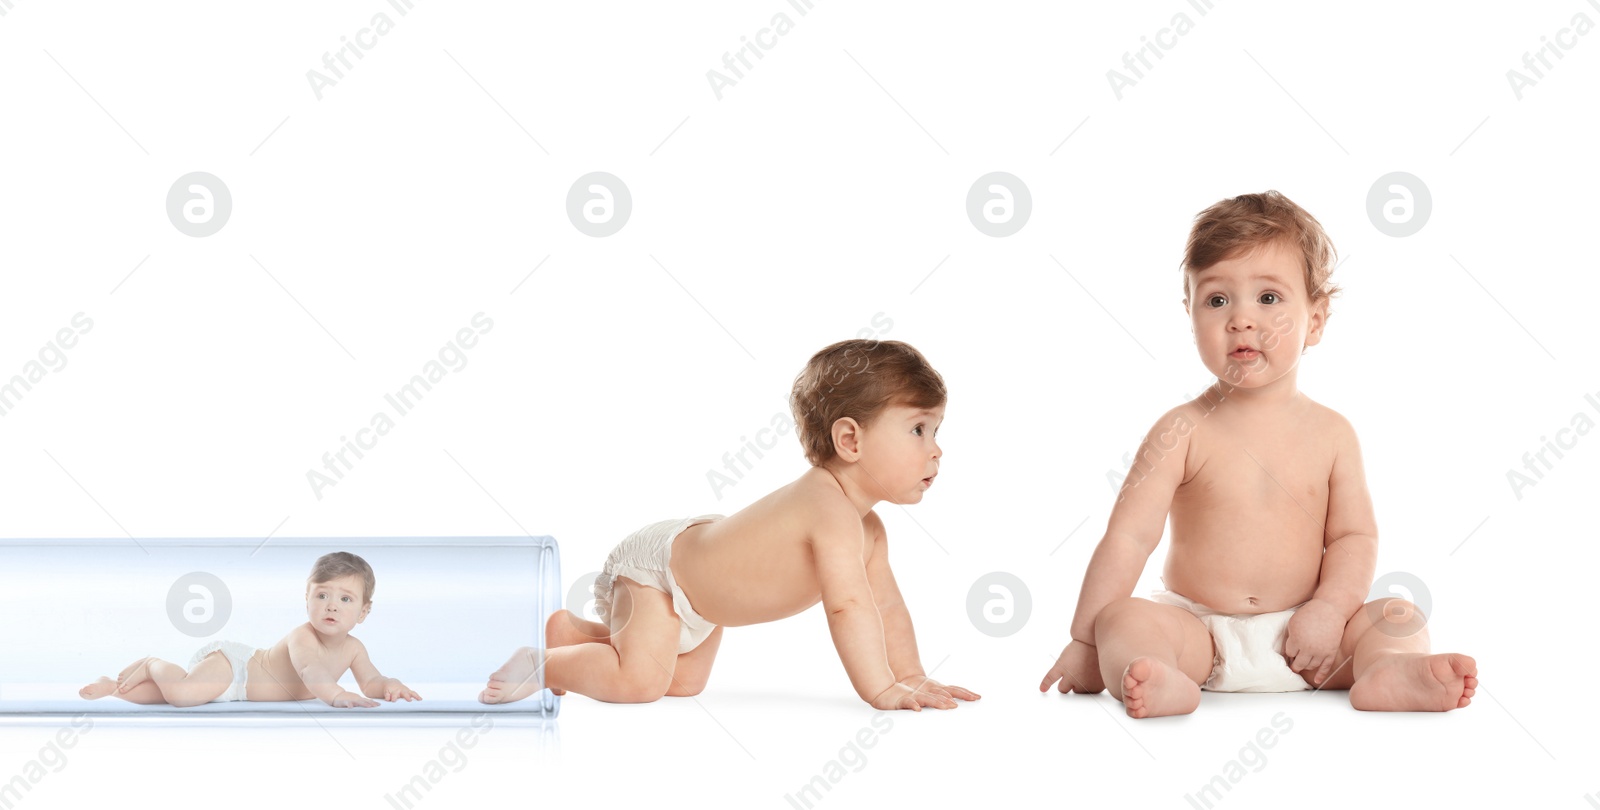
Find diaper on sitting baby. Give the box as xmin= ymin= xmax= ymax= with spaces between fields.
xmin=186 ymin=639 xmax=258 ymax=703
xmin=594 ymin=514 xmax=724 ymax=655
xmin=1149 ymin=589 xmax=1312 ymax=693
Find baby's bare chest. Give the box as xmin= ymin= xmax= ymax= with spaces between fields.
xmin=1179 ymin=428 xmax=1335 ymax=515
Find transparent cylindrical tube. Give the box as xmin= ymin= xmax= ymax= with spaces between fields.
xmin=0 ymin=536 xmax=561 ymax=722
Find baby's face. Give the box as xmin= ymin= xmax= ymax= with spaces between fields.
xmin=1186 ymin=240 xmax=1325 ymax=391
xmin=305 ymin=574 xmax=369 ymax=636
xmin=856 ymin=403 xmax=943 ymax=504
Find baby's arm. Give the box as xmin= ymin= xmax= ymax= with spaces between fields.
xmin=814 ymin=505 xmax=943 ymax=711
xmin=286 ymin=628 xmax=377 ymax=708
xmin=1285 ymin=415 xmax=1379 ymax=684
xmin=1040 ymin=406 xmax=1191 ymax=693
xmin=348 ymin=639 xmax=421 ymax=702
xmin=862 ymin=511 xmax=979 ymax=705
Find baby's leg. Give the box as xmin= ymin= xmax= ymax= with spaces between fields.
xmin=546 ymin=610 xmax=610 ymax=648
xmin=1322 ymin=598 xmax=1476 ymax=711
xmin=481 ymin=613 xmax=613 ymax=702
xmin=665 ymin=626 xmax=723 ymax=697
xmin=547 ymin=577 xmax=683 ymax=703
xmin=533 ymin=611 xmax=612 ymax=696
xmin=1093 ymin=597 xmax=1213 ymax=719
xmin=483 ymin=577 xmax=682 ymax=704
xmin=81 ymin=658 xmax=163 ymax=702
xmin=82 ymin=655 xmax=230 ymax=707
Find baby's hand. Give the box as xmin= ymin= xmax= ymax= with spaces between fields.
xmin=898 ymin=674 xmax=980 ymax=704
xmin=1040 ymin=640 xmax=1105 ymax=694
xmin=382 ymin=681 xmax=421 ymax=702
xmin=330 ymin=690 xmax=379 ymax=708
xmin=870 ymin=682 xmax=955 ymax=712
xmin=1285 ymin=598 xmax=1348 ymax=686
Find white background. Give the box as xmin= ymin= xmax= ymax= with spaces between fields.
xmin=2 ymin=0 xmax=1596 ymax=807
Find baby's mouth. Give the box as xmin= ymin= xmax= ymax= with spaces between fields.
xmin=1231 ymin=347 xmax=1260 ymax=360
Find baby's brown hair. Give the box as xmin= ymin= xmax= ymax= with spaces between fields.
xmin=790 ymin=339 xmax=946 ymax=467
xmin=1183 ymin=190 xmax=1340 ymax=308
xmin=307 ymin=551 xmax=375 ymax=606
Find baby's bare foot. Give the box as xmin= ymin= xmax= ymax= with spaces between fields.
xmin=478 ymin=647 xmax=546 ymax=705
xmin=79 ymin=677 xmax=118 ymax=700
xmin=1350 ymin=653 xmax=1476 ymax=712
xmin=1121 ymin=657 xmax=1200 ymax=719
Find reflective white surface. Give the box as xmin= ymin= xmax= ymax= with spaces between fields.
xmin=0 ymin=538 xmax=560 ymax=718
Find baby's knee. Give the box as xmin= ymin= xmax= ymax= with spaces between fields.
xmin=670 ymin=675 xmax=709 ymax=697
xmin=544 ymin=611 xmax=582 ymax=635
xmin=166 ymin=691 xmax=210 ymax=709
xmin=614 ymin=669 xmax=672 ymax=703
xmin=1367 ymin=597 xmax=1421 ymax=616
xmin=1360 ymin=597 xmax=1426 ymax=631
xmin=1094 ymin=597 xmax=1153 ymax=635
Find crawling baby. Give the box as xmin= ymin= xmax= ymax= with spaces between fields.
xmin=81 ymin=552 xmax=419 ymax=708
xmin=481 ymin=339 xmax=978 ymax=711
xmin=1040 ymin=191 xmax=1477 ymax=717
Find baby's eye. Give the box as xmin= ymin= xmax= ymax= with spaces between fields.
xmin=341 ymin=596 xmax=352 ymax=602
xmin=1259 ymin=292 xmax=1280 ymax=305
xmin=913 ymin=425 xmax=924 ymax=436
xmin=1207 ymin=294 xmax=1227 ymax=308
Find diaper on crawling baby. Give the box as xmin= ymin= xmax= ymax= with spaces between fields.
xmin=594 ymin=514 xmax=725 ymax=655
xmin=187 ymin=639 xmax=258 ymax=703
xmin=1149 ymin=589 xmax=1313 ymax=693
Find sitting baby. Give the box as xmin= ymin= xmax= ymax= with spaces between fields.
xmin=1040 ymin=190 xmax=1477 ymax=717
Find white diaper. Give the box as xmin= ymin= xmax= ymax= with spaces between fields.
xmin=1150 ymin=589 xmax=1312 ymax=693
xmin=186 ymin=639 xmax=258 ymax=703
xmin=594 ymin=515 xmax=724 ymax=654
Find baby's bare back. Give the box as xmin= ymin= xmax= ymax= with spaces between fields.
xmin=1164 ymin=395 xmax=1340 ymax=614
xmin=672 ymin=467 xmax=873 ymax=627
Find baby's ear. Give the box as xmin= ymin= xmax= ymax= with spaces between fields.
xmin=831 ymin=417 xmax=863 ymax=462
xmin=1303 ymin=298 xmax=1330 ymax=349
